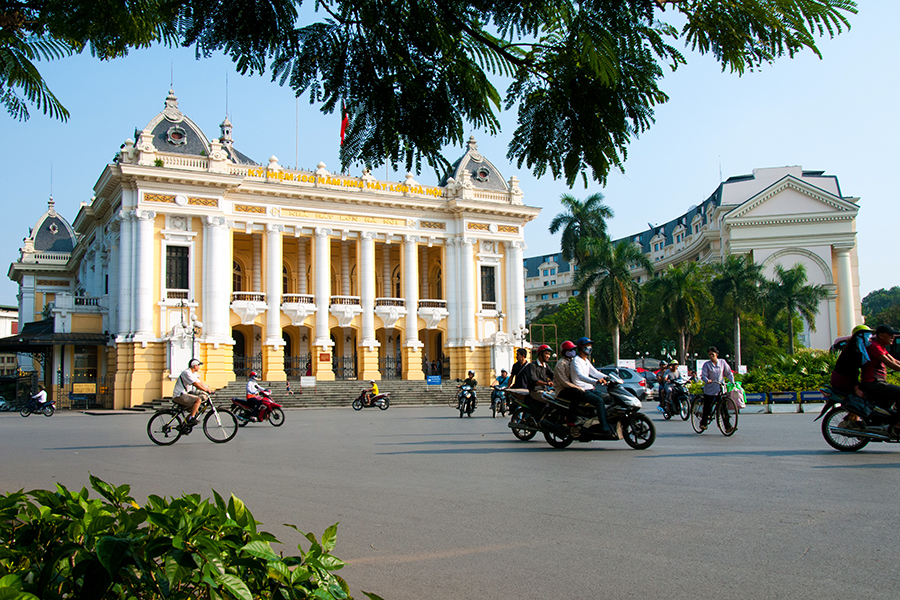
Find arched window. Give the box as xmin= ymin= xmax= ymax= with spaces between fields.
xmin=233 ymin=261 xmax=243 ymax=292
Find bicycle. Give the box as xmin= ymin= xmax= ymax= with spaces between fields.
xmin=147 ymin=393 xmax=238 ymax=445
xmin=689 ymin=384 xmax=739 ymax=436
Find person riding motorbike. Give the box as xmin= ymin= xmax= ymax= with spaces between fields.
xmin=245 ymin=371 xmax=268 ymax=421
xmin=520 ymin=345 xmax=554 ymax=401
xmin=363 ymin=379 xmax=379 ymax=406
xmin=570 ymin=337 xmax=613 ymax=436
xmin=659 ymin=361 xmax=680 ymax=412
xmin=553 ymin=341 xmax=588 ymax=424
xmin=860 ymin=324 xmax=900 ymax=414
xmin=459 ymin=371 xmax=478 ymax=408
xmin=490 ymin=369 xmax=511 ymax=411
xmin=830 ymin=324 xmax=874 ymax=398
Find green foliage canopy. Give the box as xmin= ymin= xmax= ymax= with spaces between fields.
xmin=1 ymin=0 xmax=857 ymax=185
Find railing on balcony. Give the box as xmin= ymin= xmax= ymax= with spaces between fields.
xmin=232 ymin=292 xmax=266 ymax=303
xmin=166 ymin=289 xmax=190 ymax=301
xmin=481 ymin=301 xmax=498 ymax=312
xmin=282 ymin=294 xmax=315 ymax=305
xmin=375 ymin=298 xmax=405 ymax=308
xmin=418 ymin=299 xmax=447 ymax=309
xmin=74 ymin=296 xmax=102 ymax=307
xmin=330 ymin=296 xmax=361 ymax=307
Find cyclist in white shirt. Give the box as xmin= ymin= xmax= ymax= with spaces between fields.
xmin=172 ymin=359 xmax=212 ymax=425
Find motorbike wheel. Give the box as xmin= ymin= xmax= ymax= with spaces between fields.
xmin=491 ymin=401 xmax=498 ymax=418
xmin=42 ymin=405 xmax=55 ymax=417
xmin=466 ymin=401 xmax=475 ymax=417
xmin=378 ymin=398 xmax=390 ymax=411
xmin=623 ymin=413 xmax=656 ymax=449
xmin=352 ymin=399 xmax=364 ymax=411
xmin=269 ymin=407 xmax=285 ymax=426
xmin=679 ymin=398 xmax=691 ymax=421
xmin=689 ymin=398 xmax=706 ymax=434
xmin=233 ymin=407 xmax=249 ymax=427
xmin=459 ymin=401 xmax=465 ymax=418
xmin=662 ymin=406 xmax=672 ymax=420
xmin=822 ymin=408 xmax=870 ymax=452
xmin=510 ymin=408 xmax=536 ymax=441
xmin=147 ymin=410 xmax=184 ymax=446
xmin=203 ymin=409 xmax=238 ymax=443
xmin=20 ymin=405 xmax=32 ymax=418
xmin=717 ymin=398 xmax=739 ymax=436
xmin=543 ymin=429 xmax=574 ymax=449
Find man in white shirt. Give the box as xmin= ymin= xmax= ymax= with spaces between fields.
xmin=570 ymin=337 xmax=613 ymax=436
xmin=172 ymin=358 xmax=212 ymax=425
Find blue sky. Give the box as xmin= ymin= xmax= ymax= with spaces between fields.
xmin=1 ymin=3 xmax=895 ymax=306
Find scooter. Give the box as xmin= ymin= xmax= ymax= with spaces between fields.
xmin=490 ymin=386 xmax=509 ymax=418
xmin=231 ymin=389 xmax=285 ymax=427
xmin=352 ymin=389 xmax=391 ymax=410
xmin=456 ymin=383 xmax=476 ymax=418
xmin=661 ymin=376 xmax=691 ymax=421
xmin=817 ymin=386 xmax=900 ymax=451
xmin=20 ymin=396 xmax=56 ymax=417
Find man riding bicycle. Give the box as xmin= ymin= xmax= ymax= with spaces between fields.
xmin=172 ymin=358 xmax=212 ymax=425
xmin=699 ymin=347 xmax=735 ymax=432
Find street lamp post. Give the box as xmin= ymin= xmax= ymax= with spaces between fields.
xmin=660 ymin=340 xmax=676 ymax=363
xmin=179 ymin=300 xmax=203 ymax=360
xmin=514 ymin=325 xmax=529 ymax=349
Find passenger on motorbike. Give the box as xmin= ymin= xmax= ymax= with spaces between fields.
xmin=364 ymin=379 xmax=379 ymax=406
xmin=830 ymin=324 xmax=874 ymax=398
xmin=520 ymin=345 xmax=554 ymax=401
xmin=660 ymin=361 xmax=680 ymax=410
xmin=553 ymin=341 xmax=587 ymax=424
xmin=245 ymin=371 xmax=267 ymax=421
xmin=860 ymin=324 xmax=900 ymax=416
xmin=570 ymin=337 xmax=612 ymax=435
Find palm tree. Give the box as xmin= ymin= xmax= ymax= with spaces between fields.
xmin=710 ymin=255 xmax=765 ymax=369
xmin=644 ymin=263 xmax=710 ymax=362
xmin=576 ymin=239 xmax=653 ymax=364
xmin=766 ymin=263 xmax=828 ymax=354
xmin=549 ymin=193 xmax=613 ymax=338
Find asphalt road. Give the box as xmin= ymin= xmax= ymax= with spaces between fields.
xmin=1 ymin=405 xmax=898 ymax=600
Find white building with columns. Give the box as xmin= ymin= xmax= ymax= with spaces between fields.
xmin=7 ymin=91 xmax=539 ymax=408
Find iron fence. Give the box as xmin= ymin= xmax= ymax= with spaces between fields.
xmin=52 ymin=374 xmax=115 ymax=410
xmin=380 ymin=356 xmax=402 ymax=380
xmin=332 ymin=355 xmax=357 ymax=380
xmin=234 ymin=355 xmax=262 ymax=378
xmin=284 ymin=355 xmax=312 ymax=378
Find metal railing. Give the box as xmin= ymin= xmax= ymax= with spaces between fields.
xmin=375 ymin=298 xmax=406 ymax=308
xmin=379 ymin=356 xmax=402 ymax=380
xmin=332 ymin=355 xmax=357 ymax=380
xmin=166 ymin=289 xmax=190 ymax=300
xmin=284 ymin=355 xmax=312 ymax=378
xmin=330 ymin=296 xmax=361 ymax=307
xmin=282 ymin=294 xmax=315 ymax=304
xmin=233 ymin=355 xmax=262 ymax=378
xmin=418 ymin=299 xmax=447 ymax=309
xmin=232 ymin=292 xmax=266 ymax=303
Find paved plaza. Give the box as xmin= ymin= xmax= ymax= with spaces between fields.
xmin=1 ymin=405 xmax=898 ymax=599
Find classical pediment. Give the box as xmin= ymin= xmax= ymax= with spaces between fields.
xmin=725 ymin=176 xmax=858 ymax=225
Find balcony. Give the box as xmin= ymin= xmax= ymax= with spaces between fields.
xmin=231 ymin=292 xmax=267 ymax=325
xmin=375 ymin=298 xmax=407 ymax=328
xmin=330 ymin=295 xmax=363 ymax=327
xmin=281 ymin=294 xmax=317 ymax=326
xmin=417 ymin=299 xmax=448 ymax=329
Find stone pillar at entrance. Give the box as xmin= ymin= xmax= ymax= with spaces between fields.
xmin=834 ymin=244 xmax=855 ymax=335
xmin=263 ymin=224 xmax=286 ymax=381
xmin=359 ymin=232 xmax=380 ymax=380
xmin=402 ymin=234 xmax=424 ymax=380
xmin=313 ymin=228 xmax=335 ymax=380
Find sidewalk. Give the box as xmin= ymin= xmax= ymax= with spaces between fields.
xmin=741 ymin=402 xmax=825 ymax=415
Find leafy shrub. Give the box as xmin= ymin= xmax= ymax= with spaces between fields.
xmin=0 ymin=475 xmax=384 ymax=600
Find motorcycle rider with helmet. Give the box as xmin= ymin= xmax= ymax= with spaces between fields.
xmin=570 ymin=337 xmax=613 ymax=436
xmin=245 ymin=371 xmax=267 ymax=422
xmin=660 ymin=361 xmax=680 ymax=412
xmin=553 ymin=341 xmax=587 ymax=423
xmin=363 ymin=379 xmax=379 ymax=406
xmin=490 ymin=368 xmax=511 ymax=412
xmin=520 ymin=344 xmax=554 ymax=401
xmin=459 ymin=370 xmax=479 ymax=408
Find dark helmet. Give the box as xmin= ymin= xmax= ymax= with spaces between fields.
xmin=249 ymin=371 xmax=258 ymax=380
xmin=575 ymin=337 xmax=592 ymax=347
xmin=659 ymin=361 xmax=667 ymax=368
xmin=560 ymin=340 xmax=576 ymax=352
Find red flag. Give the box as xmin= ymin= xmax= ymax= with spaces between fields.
xmin=340 ymin=101 xmax=349 ymax=145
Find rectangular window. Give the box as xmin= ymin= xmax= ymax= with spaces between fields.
xmin=573 ymin=290 xmax=580 ymax=296
xmin=73 ymin=345 xmax=98 ymax=383
xmin=551 ymin=292 xmax=559 ymax=299
xmin=550 ymin=280 xmax=556 ymax=285
xmin=480 ymin=265 xmax=496 ymax=303
xmin=543 ymin=281 xmax=550 ymax=286
xmin=166 ymin=246 xmax=189 ymax=290
xmin=542 ymin=269 xmax=549 ymax=276
xmin=541 ymin=293 xmax=549 ymax=300
xmin=550 ymin=268 xmax=556 ymax=275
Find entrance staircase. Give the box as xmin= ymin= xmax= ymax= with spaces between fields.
xmin=132 ymin=379 xmax=462 ymax=411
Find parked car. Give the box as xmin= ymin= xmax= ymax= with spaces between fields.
xmin=0 ymin=396 xmax=10 ymax=412
xmin=598 ymin=367 xmax=649 ymax=401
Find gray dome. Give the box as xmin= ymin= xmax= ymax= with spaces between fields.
xmin=31 ymin=198 xmax=76 ymax=253
xmin=439 ymin=136 xmax=508 ymax=192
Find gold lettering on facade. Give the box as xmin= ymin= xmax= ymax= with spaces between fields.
xmin=144 ymin=194 xmax=175 ymax=203
xmin=188 ymin=197 xmax=218 ymax=207
xmin=235 ymin=205 xmax=266 ymax=214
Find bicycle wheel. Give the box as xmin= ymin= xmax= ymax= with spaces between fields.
xmin=269 ymin=407 xmax=285 ymax=426
xmin=689 ymin=397 xmax=706 ymax=434
xmin=147 ymin=410 xmax=184 ymax=446
xmin=203 ymin=408 xmax=238 ymax=443
xmin=716 ymin=397 xmax=739 ymax=436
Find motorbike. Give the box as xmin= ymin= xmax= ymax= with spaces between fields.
xmin=660 ymin=376 xmax=691 ymax=421
xmin=506 ymin=373 xmax=656 ymax=449
xmin=817 ymin=386 xmax=900 ymax=451
xmin=231 ymin=389 xmax=285 ymax=427
xmin=352 ymin=389 xmax=391 ymax=411
xmin=490 ymin=385 xmax=509 ymax=418
xmin=457 ymin=383 xmax=476 ymax=418
xmin=20 ymin=396 xmax=56 ymax=418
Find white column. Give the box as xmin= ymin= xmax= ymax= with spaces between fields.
xmin=252 ymin=234 xmax=262 ymax=293
xmin=341 ymin=241 xmax=351 ymax=295
xmin=203 ymin=216 xmax=232 ymax=341
xmin=116 ymin=211 xmax=132 ymax=338
xmin=133 ymin=209 xmax=156 ymax=340
xmin=107 ymin=230 xmax=119 ymax=337
xmin=419 ymin=247 xmax=429 ymax=299
xmin=382 ymin=244 xmax=391 ymax=298
xmin=834 ymin=245 xmax=855 ymax=335
xmin=445 ymin=239 xmax=460 ymax=343
xmin=297 ymin=237 xmax=308 ymax=295
xmin=360 ymin=232 xmax=377 ymax=347
xmin=403 ymin=235 xmax=421 ymax=346
xmin=505 ymin=240 xmax=527 ymax=335
xmin=266 ymin=224 xmax=284 ymax=345
xmin=314 ymin=228 xmax=332 ymax=347
xmin=460 ymin=237 xmax=476 ymax=343
xmin=93 ymin=243 xmax=104 ymax=295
